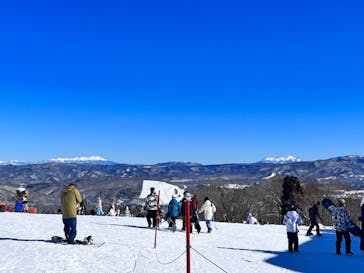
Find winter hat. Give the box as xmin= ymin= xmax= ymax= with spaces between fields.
xmin=184 ymin=191 xmax=192 ymax=199
xmin=172 ymin=194 xmax=177 ymax=199
xmin=150 ymin=187 xmax=155 ymax=192
xmin=338 ymin=199 xmax=346 ymax=206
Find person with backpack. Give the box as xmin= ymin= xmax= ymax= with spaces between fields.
xmin=198 ymin=197 xmax=216 ymax=233
xmin=167 ymin=194 xmax=181 ymax=232
xmin=284 ymin=205 xmax=302 ymax=253
xmin=328 ymin=199 xmax=354 ymax=255
xmin=306 ymin=201 xmax=322 ymax=236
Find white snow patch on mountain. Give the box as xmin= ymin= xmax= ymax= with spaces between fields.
xmin=260 ymin=155 xmax=302 ymax=164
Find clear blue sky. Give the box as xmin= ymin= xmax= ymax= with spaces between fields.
xmin=1 ymin=0 xmax=363 ymax=164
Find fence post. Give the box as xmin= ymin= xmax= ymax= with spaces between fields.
xmin=186 ymin=199 xmax=191 ymax=273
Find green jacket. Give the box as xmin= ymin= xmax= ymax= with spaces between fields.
xmin=61 ymin=185 xmax=82 ymax=218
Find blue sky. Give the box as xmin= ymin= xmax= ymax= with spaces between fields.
xmin=0 ymin=0 xmax=363 ymax=164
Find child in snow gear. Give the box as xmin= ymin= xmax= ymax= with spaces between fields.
xmin=61 ymin=183 xmax=82 ymax=244
xmin=198 ymin=197 xmax=215 ymax=233
xmin=306 ymin=202 xmax=322 ymax=236
xmin=328 ymin=199 xmax=354 ymax=255
xmin=16 ymin=186 xmax=29 ymax=212
xmin=167 ymin=194 xmax=181 ymax=232
xmin=284 ymin=205 xmax=302 ymax=253
xmin=145 ymin=187 xmax=158 ymax=228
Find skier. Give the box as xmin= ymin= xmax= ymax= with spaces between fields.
xmin=96 ymin=196 xmax=104 ymax=216
xmin=247 ymin=213 xmax=259 ymax=224
xmin=284 ymin=205 xmax=302 ymax=253
xmin=61 ymin=183 xmax=82 ymax=244
xmin=328 ymin=199 xmax=354 ymax=255
xmin=306 ymin=201 xmax=322 ymax=236
xmin=144 ymin=187 xmax=158 ymax=228
xmin=198 ymin=197 xmax=216 ymax=233
xmin=108 ymin=196 xmax=116 ymax=216
xmin=80 ymin=194 xmax=88 ymax=215
xmin=167 ymin=194 xmax=181 ymax=232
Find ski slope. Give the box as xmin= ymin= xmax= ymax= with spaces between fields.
xmin=1 ymin=212 xmax=364 ymax=273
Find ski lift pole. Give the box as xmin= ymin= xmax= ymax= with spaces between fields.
xmin=186 ymin=199 xmax=191 ymax=273
xmin=154 ymin=190 xmax=160 ymax=249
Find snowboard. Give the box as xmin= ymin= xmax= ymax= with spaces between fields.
xmin=51 ymin=235 xmax=105 ymax=248
xmin=321 ymin=198 xmax=361 ymax=237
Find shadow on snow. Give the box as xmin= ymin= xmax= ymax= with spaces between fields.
xmin=218 ymin=228 xmax=364 ymax=273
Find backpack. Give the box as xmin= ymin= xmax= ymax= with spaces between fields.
xmin=211 ymin=202 xmax=216 ymax=213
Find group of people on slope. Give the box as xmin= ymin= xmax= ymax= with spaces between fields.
xmin=284 ymin=198 xmax=356 ymax=255
xmin=144 ymin=187 xmax=216 ymax=233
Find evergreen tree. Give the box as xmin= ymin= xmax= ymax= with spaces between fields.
xmin=280 ymin=176 xmax=303 ymax=216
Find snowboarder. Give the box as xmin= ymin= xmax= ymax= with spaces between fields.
xmin=328 ymin=199 xmax=354 ymax=255
xmin=167 ymin=194 xmax=181 ymax=231
xmin=144 ymin=187 xmax=158 ymax=228
xmin=61 ymin=183 xmax=82 ymax=244
xmin=306 ymin=201 xmax=322 ymax=236
xmin=96 ymin=196 xmax=104 ymax=215
xmin=247 ymin=213 xmax=259 ymax=225
xmin=284 ymin=205 xmax=302 ymax=253
xmin=198 ymin=197 xmax=215 ymax=233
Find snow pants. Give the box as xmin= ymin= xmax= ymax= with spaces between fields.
xmin=336 ymin=230 xmax=351 ymax=254
xmin=146 ymin=210 xmax=157 ymax=227
xmin=287 ymin=232 xmax=299 ymax=252
xmin=63 ymin=217 xmax=77 ymax=243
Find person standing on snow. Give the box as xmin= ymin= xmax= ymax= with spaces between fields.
xmin=96 ymin=196 xmax=104 ymax=215
xmin=61 ymin=183 xmax=82 ymax=244
xmin=145 ymin=187 xmax=158 ymax=228
xmin=284 ymin=205 xmax=302 ymax=253
xmin=306 ymin=201 xmax=322 ymax=236
xmin=181 ymin=191 xmax=199 ymax=233
xmin=328 ymin=199 xmax=354 ymax=255
xmin=167 ymin=194 xmax=181 ymax=232
xmin=198 ymin=197 xmax=215 ymax=233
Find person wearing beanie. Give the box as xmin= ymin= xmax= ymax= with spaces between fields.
xmin=328 ymin=198 xmax=353 ymax=255
xmin=167 ymin=194 xmax=181 ymax=232
xmin=284 ymin=205 xmax=302 ymax=253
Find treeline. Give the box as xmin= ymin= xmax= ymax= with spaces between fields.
xmin=195 ymin=176 xmax=363 ymax=226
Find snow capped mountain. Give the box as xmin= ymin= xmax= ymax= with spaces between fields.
xmin=155 ymin=161 xmax=202 ymax=167
xmin=260 ymin=155 xmax=302 ymax=164
xmin=0 ymin=160 xmax=32 ymax=166
xmin=47 ymin=156 xmax=118 ymax=165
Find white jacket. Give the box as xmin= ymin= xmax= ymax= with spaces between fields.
xmin=284 ymin=210 xmax=301 ymax=233
xmin=198 ymin=200 xmax=214 ymax=220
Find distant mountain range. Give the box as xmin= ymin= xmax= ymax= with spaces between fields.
xmin=1 ymin=155 xmax=364 ymax=213
xmin=0 ymin=155 xmax=302 ymax=166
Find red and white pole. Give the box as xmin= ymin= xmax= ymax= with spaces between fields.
xmin=154 ymin=190 xmax=160 ymax=249
xmin=186 ymin=199 xmax=191 ymax=273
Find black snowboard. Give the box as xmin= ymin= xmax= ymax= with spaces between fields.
xmin=51 ymin=235 xmax=104 ymax=247
xmin=322 ymin=198 xmax=361 ymax=237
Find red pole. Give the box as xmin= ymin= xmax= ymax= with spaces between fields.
xmin=186 ymin=199 xmax=191 ymax=273
xmin=154 ymin=190 xmax=160 ymax=249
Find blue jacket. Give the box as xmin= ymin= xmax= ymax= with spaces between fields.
xmin=168 ymin=198 xmax=181 ymax=218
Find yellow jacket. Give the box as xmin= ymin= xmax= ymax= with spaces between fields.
xmin=61 ymin=185 xmax=82 ymax=218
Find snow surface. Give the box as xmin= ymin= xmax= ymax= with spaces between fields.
xmin=139 ymin=180 xmax=185 ymax=205
xmin=1 ymin=212 xmax=364 ymax=273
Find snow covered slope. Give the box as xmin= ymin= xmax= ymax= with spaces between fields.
xmin=1 ymin=213 xmax=364 ymax=273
